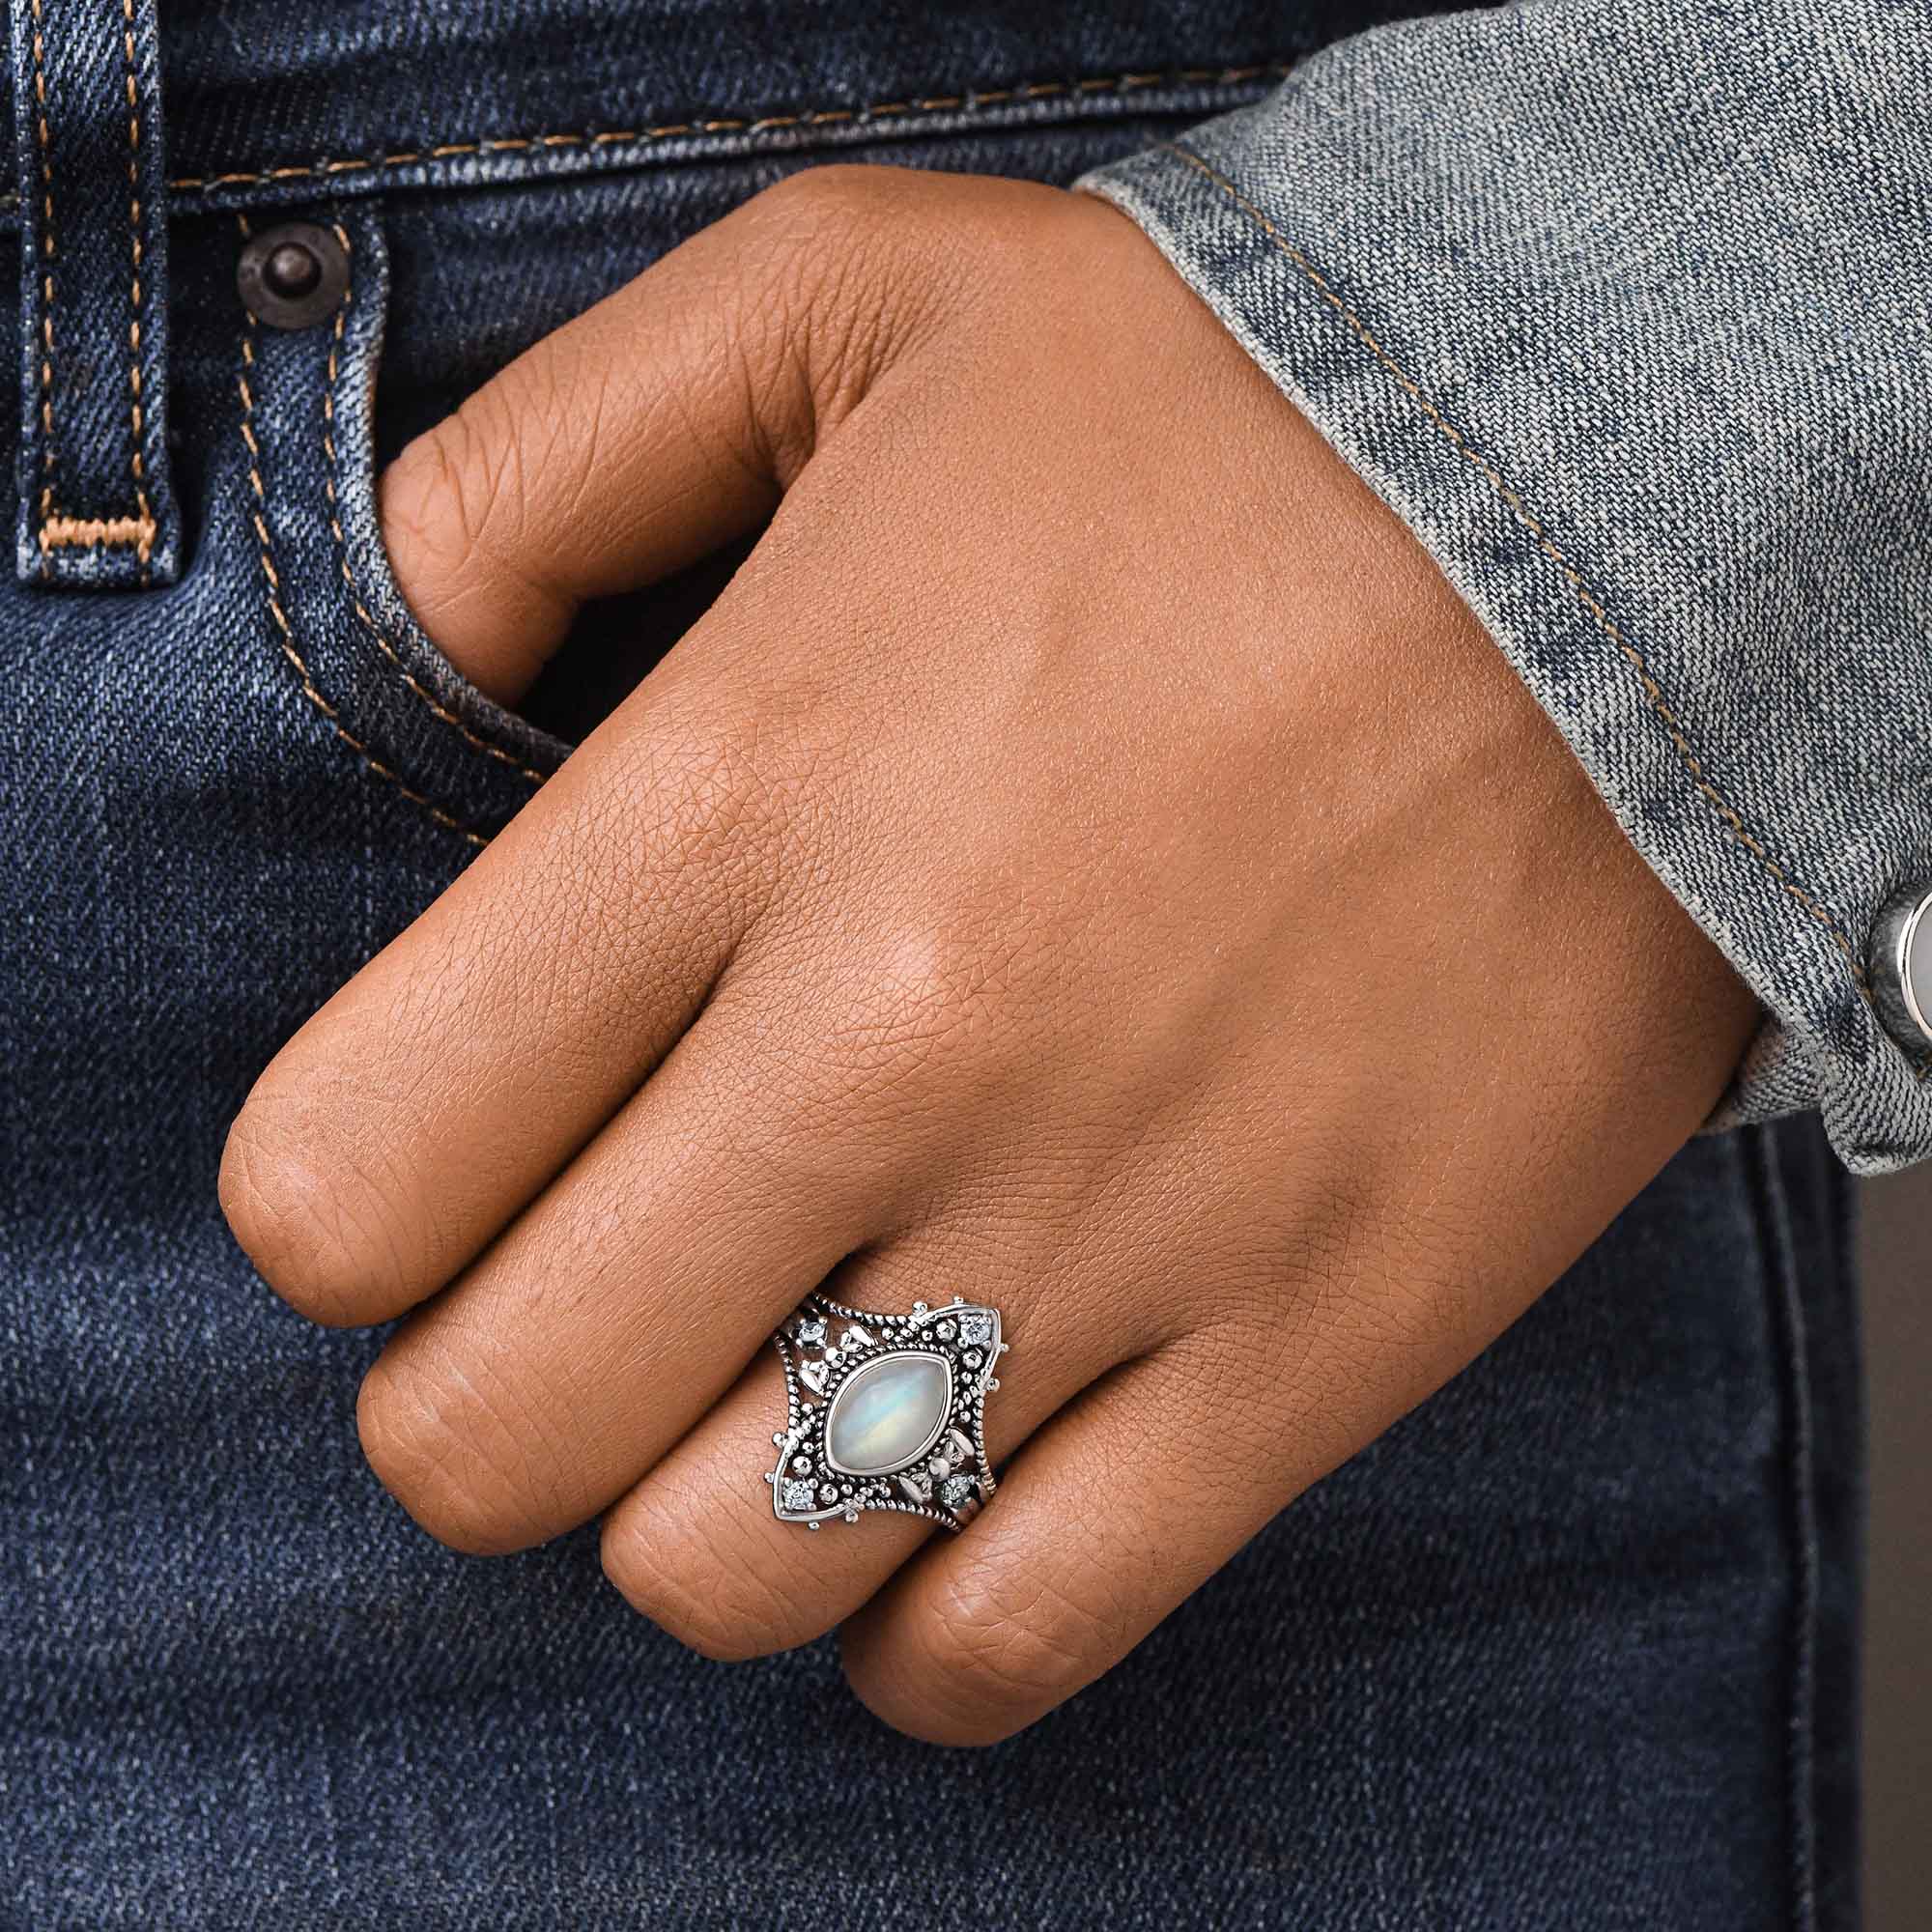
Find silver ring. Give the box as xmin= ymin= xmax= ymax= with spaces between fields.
xmin=766 ymin=1293 xmax=1009 ymax=1532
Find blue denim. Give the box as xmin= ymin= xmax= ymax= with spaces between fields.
xmin=1084 ymin=0 xmax=1932 ymax=1175
xmin=0 ymin=2 xmax=1862 ymax=1924
xmin=6 ymin=0 xmax=181 ymax=585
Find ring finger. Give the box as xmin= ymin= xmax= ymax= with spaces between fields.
xmin=596 ymin=1227 xmax=1155 ymax=1662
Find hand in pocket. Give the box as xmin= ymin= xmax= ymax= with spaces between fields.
xmin=219 ymin=166 xmax=1754 ymax=1744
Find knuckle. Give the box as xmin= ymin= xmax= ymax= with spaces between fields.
xmin=599 ymin=711 xmax=790 ymax=912
xmin=880 ymin=1553 xmax=1117 ymax=1746
xmin=645 ymin=718 xmax=780 ymax=862
xmin=734 ymin=164 xmax=929 ymax=425
xmin=355 ymin=1349 xmax=547 ymax=1557
xmin=218 ymin=1095 xmax=415 ymax=1326
xmin=820 ymin=917 xmax=1032 ymax=1101
xmin=747 ymin=162 xmax=898 ymax=251
xmin=599 ymin=1502 xmax=803 ymax=1663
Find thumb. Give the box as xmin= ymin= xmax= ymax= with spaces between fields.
xmin=379 ymin=167 xmax=919 ymax=705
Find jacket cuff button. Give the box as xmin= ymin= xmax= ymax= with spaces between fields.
xmin=1869 ymin=883 xmax=1932 ymax=1052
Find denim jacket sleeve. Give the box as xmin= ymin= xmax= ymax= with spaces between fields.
xmin=1078 ymin=0 xmax=1932 ymax=1175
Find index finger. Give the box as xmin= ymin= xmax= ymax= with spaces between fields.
xmin=219 ymin=659 xmax=782 ymax=1327
xmin=219 ymin=179 xmax=874 ymax=1325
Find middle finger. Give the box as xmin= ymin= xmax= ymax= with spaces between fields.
xmin=593 ymin=1204 xmax=1174 ymax=1662
xmin=352 ymin=983 xmax=901 ymax=1555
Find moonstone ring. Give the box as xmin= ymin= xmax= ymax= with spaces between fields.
xmin=765 ymin=1293 xmax=1009 ymax=1532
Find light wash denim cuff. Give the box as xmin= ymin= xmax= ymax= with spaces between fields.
xmin=1078 ymin=0 xmax=1932 ymax=1176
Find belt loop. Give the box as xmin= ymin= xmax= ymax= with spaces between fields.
xmin=11 ymin=0 xmax=180 ymax=587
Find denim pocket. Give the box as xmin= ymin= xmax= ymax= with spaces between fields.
xmin=226 ymin=109 xmax=1246 ymax=848
xmin=231 ymin=201 xmax=569 ymax=850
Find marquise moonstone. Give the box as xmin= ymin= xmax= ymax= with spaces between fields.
xmin=824 ymin=1352 xmax=952 ymax=1476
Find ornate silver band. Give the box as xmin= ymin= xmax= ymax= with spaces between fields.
xmin=764 ymin=1293 xmax=1008 ymax=1533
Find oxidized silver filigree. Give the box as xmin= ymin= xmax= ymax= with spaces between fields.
xmin=765 ymin=1293 xmax=1008 ymax=1532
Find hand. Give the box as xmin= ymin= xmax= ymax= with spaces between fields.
xmin=219 ymin=166 xmax=1756 ymax=1745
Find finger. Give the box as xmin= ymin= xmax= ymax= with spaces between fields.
xmin=598 ymin=1234 xmax=1122 ymax=1662
xmin=346 ymin=982 xmax=894 ymax=1554
xmin=219 ymin=171 xmax=952 ymax=1329
xmin=838 ymin=1339 xmax=1280 ymax=1747
xmin=378 ymin=166 xmax=942 ymax=704
xmin=344 ymin=900 xmax=1217 ymax=1564
xmin=217 ymin=675 xmax=784 ymax=1329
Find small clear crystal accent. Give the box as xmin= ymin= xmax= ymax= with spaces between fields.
xmin=956 ymin=1312 xmax=994 ymax=1348
xmin=781 ymin=1479 xmax=817 ymax=1511
xmin=795 ymin=1316 xmax=828 ymax=1349
xmin=939 ymin=1475 xmax=974 ymax=1511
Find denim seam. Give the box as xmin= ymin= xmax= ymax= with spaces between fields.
xmin=317 ymin=220 xmax=552 ymax=789
xmin=1155 ymin=138 xmax=1931 ymax=1082
xmin=234 ymin=239 xmax=492 ymax=850
xmin=117 ymin=0 xmax=153 ymax=579
xmin=156 ymin=65 xmax=1295 ymax=199
xmin=21 ymin=0 xmax=158 ymax=566
xmin=24 ymin=0 xmax=54 ymax=579
xmin=1741 ymin=1125 xmax=1821 ymax=1930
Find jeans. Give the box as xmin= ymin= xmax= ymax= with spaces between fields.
xmin=0 ymin=2 xmax=1861 ymax=1923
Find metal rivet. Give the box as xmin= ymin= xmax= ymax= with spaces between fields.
xmin=237 ymin=221 xmax=348 ymax=331
xmin=263 ymin=242 xmax=321 ymax=299
xmin=1868 ymin=882 xmax=1932 ymax=1053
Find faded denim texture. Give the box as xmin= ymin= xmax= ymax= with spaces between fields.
xmin=1085 ymin=0 xmax=1932 ymax=1175
xmin=0 ymin=1 xmax=1864 ymax=1924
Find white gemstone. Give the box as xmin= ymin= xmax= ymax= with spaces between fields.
xmin=956 ymin=1311 xmax=994 ymax=1348
xmin=781 ymin=1478 xmax=817 ymax=1511
xmin=824 ymin=1351 xmax=952 ymax=1477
